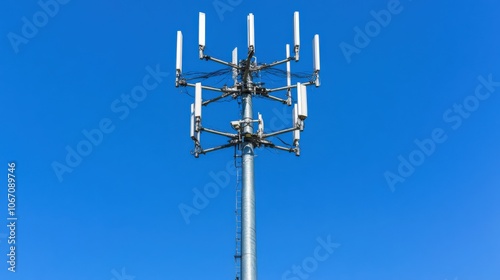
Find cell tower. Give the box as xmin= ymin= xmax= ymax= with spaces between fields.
xmin=176 ymin=11 xmax=320 ymax=280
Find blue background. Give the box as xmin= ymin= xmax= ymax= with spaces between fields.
xmin=1 ymin=0 xmax=499 ymax=279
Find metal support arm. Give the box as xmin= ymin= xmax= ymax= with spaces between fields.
xmin=201 ymin=127 xmax=238 ymax=139
xmin=260 ymin=94 xmax=288 ymax=104
xmin=257 ymin=56 xmax=295 ymax=70
xmin=202 ymin=90 xmax=239 ymax=106
xmin=262 ymin=126 xmax=299 ymax=139
xmin=201 ymin=55 xmax=240 ymax=70
xmin=271 ymin=144 xmax=297 ymax=153
xmin=265 ymin=84 xmax=297 ymax=93
xmin=185 ymin=83 xmax=224 ymax=93
xmin=200 ymin=142 xmax=238 ymax=155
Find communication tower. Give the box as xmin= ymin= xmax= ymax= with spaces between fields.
xmin=176 ymin=11 xmax=321 ymax=280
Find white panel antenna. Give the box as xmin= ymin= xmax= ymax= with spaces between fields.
xmin=293 ymin=11 xmax=300 ymax=61
xmin=286 ymin=44 xmax=291 ymax=86
xmin=258 ymin=113 xmax=264 ymax=138
xmin=199 ymin=12 xmax=206 ymax=59
xmin=190 ymin=103 xmax=197 ymax=141
xmin=313 ymin=34 xmax=321 ymax=86
xmin=286 ymin=44 xmax=292 ymax=105
xmin=293 ymin=104 xmax=300 ymax=144
xmin=247 ymin=13 xmax=255 ymax=51
xmin=297 ymin=82 xmax=308 ymax=120
xmin=232 ymin=47 xmax=238 ymax=84
xmin=176 ymin=31 xmax=183 ymax=73
xmin=195 ymin=82 xmax=202 ymax=120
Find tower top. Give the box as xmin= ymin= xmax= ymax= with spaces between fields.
xmin=175 ymin=11 xmax=321 ymax=158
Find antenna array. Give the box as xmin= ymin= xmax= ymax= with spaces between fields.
xmin=176 ymin=12 xmax=321 ymax=158
xmin=176 ymin=11 xmax=321 ymax=280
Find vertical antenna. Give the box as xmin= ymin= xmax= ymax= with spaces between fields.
xmin=293 ymin=11 xmax=300 ymax=61
xmin=297 ymin=82 xmax=308 ymax=120
xmin=190 ymin=103 xmax=196 ymax=140
xmin=233 ymin=47 xmax=238 ymax=85
xmin=175 ymin=31 xmax=183 ymax=87
xmin=258 ymin=113 xmax=264 ymax=139
xmin=199 ymin=12 xmax=206 ymax=59
xmin=190 ymin=103 xmax=201 ymax=143
xmin=313 ymin=34 xmax=321 ymax=87
xmin=247 ymin=13 xmax=255 ymax=53
xmin=286 ymin=44 xmax=292 ymax=105
xmin=293 ymin=104 xmax=300 ymax=145
xmin=195 ymin=82 xmax=202 ymax=121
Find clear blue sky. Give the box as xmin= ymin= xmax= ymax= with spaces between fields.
xmin=1 ymin=0 xmax=500 ymax=279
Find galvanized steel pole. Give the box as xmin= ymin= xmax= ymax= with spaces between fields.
xmin=241 ymin=87 xmax=257 ymax=280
